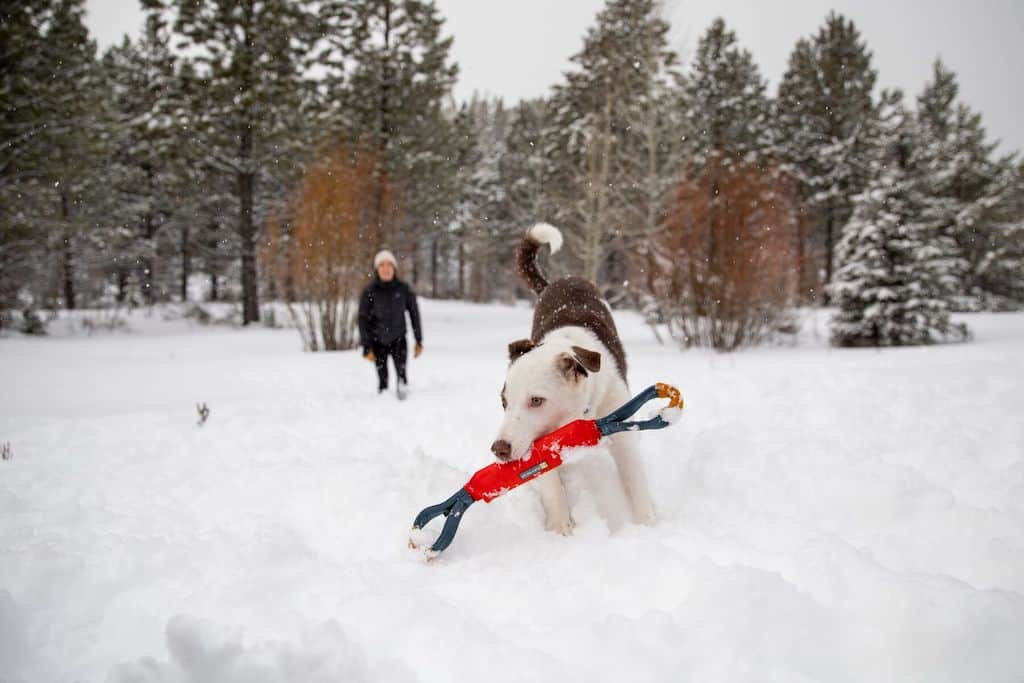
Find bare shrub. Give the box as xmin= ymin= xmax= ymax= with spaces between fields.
xmin=652 ymin=157 xmax=799 ymax=350
xmin=265 ymin=143 xmax=397 ymax=351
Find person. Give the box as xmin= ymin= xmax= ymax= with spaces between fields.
xmin=358 ymin=249 xmax=423 ymax=400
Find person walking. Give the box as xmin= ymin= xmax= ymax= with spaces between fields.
xmin=358 ymin=249 xmax=423 ymax=400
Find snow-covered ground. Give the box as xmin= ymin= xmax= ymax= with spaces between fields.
xmin=1 ymin=301 xmax=1023 ymax=683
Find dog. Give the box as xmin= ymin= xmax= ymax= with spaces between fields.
xmin=491 ymin=223 xmax=656 ymax=535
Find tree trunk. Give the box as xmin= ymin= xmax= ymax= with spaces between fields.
xmin=142 ymin=166 xmax=156 ymax=304
xmin=372 ymin=0 xmax=393 ymax=252
xmin=116 ymin=269 xmax=128 ymax=303
xmin=237 ymin=6 xmax=259 ymax=325
xmin=180 ymin=223 xmax=191 ymax=302
xmin=239 ymin=167 xmax=259 ymax=324
xmin=458 ymin=240 xmax=465 ymax=299
xmin=60 ymin=190 xmax=75 ymax=310
xmin=823 ymin=202 xmax=835 ymax=304
xmin=795 ymin=208 xmax=808 ymax=303
xmin=210 ymin=273 xmax=219 ymax=302
xmin=430 ymin=237 xmax=438 ymax=298
xmin=409 ymin=234 xmax=418 ymax=286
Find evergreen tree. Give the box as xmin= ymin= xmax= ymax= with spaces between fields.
xmin=453 ymin=96 xmax=515 ymax=301
xmin=915 ymin=60 xmax=1013 ymax=309
xmin=684 ymin=17 xmax=772 ymax=170
xmin=672 ymin=18 xmax=786 ymax=322
xmin=499 ymin=98 xmax=555 ymax=237
xmin=544 ymin=0 xmax=679 ymax=291
xmin=830 ymin=92 xmax=968 ymax=347
xmin=318 ymin=0 xmax=459 ymax=272
xmin=0 ymin=0 xmax=51 ymax=309
xmin=0 ymin=0 xmax=107 ymax=310
xmin=101 ymin=5 xmax=190 ymax=304
xmin=169 ymin=0 xmax=315 ymax=324
xmin=776 ymin=12 xmax=877 ymax=300
xmin=974 ymin=162 xmax=1024 ymax=306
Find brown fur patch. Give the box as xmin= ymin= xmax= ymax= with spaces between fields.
xmin=515 ymin=229 xmax=628 ymax=379
xmin=571 ymin=345 xmax=601 ymax=373
xmin=558 ymin=353 xmax=589 ymax=382
xmin=515 ymin=236 xmax=548 ymax=295
xmin=508 ymin=339 xmax=536 ymax=361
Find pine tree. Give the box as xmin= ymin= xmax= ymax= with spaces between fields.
xmin=670 ymin=18 xmax=788 ymax=323
xmin=499 ymin=99 xmax=555 ymax=236
xmin=544 ymin=0 xmax=679 ymax=291
xmin=974 ymin=162 xmax=1024 ymax=306
xmin=684 ymin=17 xmax=772 ymax=170
xmin=915 ymin=60 xmax=1012 ymax=310
xmin=169 ymin=0 xmax=315 ymax=324
xmin=101 ymin=5 xmax=190 ymax=304
xmin=318 ymin=0 xmax=459 ymax=272
xmin=0 ymin=0 xmax=108 ymax=310
xmin=0 ymin=0 xmax=51 ymax=309
xmin=453 ymin=96 xmax=516 ymax=301
xmin=830 ymin=92 xmax=968 ymax=347
xmin=776 ymin=12 xmax=877 ymax=300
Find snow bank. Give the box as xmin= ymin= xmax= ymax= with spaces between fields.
xmin=1 ymin=301 xmax=1022 ymax=682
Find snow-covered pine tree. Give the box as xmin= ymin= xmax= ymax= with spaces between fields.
xmin=914 ymin=60 xmax=1014 ymax=310
xmin=499 ymin=99 xmax=554 ymax=237
xmin=775 ymin=12 xmax=877 ymax=301
xmin=0 ymin=0 xmax=52 ymax=310
xmin=318 ymin=0 xmax=460 ymax=279
xmin=169 ymin=0 xmax=315 ymax=324
xmin=4 ymin=0 xmax=109 ymax=310
xmin=684 ymin=17 xmax=772 ymax=170
xmin=101 ymin=5 xmax=190 ymax=304
xmin=974 ymin=162 xmax=1024 ymax=307
xmin=663 ymin=17 xmax=795 ymax=341
xmin=830 ymin=92 xmax=969 ymax=347
xmin=452 ymin=96 xmax=516 ymax=301
xmin=543 ymin=0 xmax=679 ymax=293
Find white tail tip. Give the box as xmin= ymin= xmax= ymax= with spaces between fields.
xmin=528 ymin=223 xmax=563 ymax=254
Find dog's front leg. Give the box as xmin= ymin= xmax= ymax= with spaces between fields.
xmin=609 ymin=433 xmax=657 ymax=525
xmin=536 ymin=470 xmax=574 ymax=535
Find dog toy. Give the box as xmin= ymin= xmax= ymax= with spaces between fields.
xmin=409 ymin=383 xmax=683 ymax=559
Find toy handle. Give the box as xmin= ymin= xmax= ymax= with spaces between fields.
xmin=410 ymin=488 xmax=475 ymax=557
xmin=595 ymin=383 xmax=684 ymax=436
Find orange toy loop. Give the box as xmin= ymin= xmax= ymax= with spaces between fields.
xmin=655 ymin=382 xmax=684 ymax=410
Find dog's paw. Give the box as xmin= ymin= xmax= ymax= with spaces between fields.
xmin=545 ymin=516 xmax=575 ymax=536
xmin=632 ymin=503 xmax=657 ymax=526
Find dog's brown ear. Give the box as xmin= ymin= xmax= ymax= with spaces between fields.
xmin=508 ymin=339 xmax=536 ymax=361
xmin=558 ymin=347 xmax=600 ymax=382
xmin=571 ymin=346 xmax=601 ymax=373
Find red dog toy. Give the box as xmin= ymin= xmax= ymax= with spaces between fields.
xmin=409 ymin=383 xmax=683 ymax=558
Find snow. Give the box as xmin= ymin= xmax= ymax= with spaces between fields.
xmin=2 ymin=301 xmax=1023 ymax=682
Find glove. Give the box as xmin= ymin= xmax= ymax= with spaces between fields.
xmin=363 ymin=348 xmax=376 ymax=362
xmin=414 ymin=343 xmax=423 ymax=358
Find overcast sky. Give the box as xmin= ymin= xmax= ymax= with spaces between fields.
xmin=84 ymin=0 xmax=1023 ymax=154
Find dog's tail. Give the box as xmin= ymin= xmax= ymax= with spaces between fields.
xmin=516 ymin=223 xmax=563 ymax=295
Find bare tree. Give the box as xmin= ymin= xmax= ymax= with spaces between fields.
xmin=653 ymin=157 xmax=799 ymax=350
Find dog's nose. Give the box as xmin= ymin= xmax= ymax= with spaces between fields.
xmin=491 ymin=439 xmax=512 ymax=461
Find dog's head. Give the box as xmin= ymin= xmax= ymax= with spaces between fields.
xmin=490 ymin=339 xmax=601 ymax=462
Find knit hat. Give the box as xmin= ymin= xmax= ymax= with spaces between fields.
xmin=373 ymin=249 xmax=397 ymax=269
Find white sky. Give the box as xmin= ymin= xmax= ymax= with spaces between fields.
xmin=85 ymin=0 xmax=1023 ymax=155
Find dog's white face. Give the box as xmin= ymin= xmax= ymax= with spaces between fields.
xmin=491 ymin=340 xmax=601 ymax=462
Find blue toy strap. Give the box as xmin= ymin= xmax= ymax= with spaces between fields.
xmin=411 ymin=487 xmax=475 ymax=554
xmin=595 ymin=384 xmax=680 ymax=436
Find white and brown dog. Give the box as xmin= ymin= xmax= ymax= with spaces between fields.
xmin=491 ymin=223 xmax=656 ymax=535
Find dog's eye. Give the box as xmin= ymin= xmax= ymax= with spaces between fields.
xmin=501 ymin=396 xmax=507 ymax=410
xmin=529 ymin=396 xmax=545 ymax=408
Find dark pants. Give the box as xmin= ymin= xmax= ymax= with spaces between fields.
xmin=372 ymin=337 xmax=407 ymax=390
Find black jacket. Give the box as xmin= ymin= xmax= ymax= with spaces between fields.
xmin=358 ymin=276 xmax=422 ymax=351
